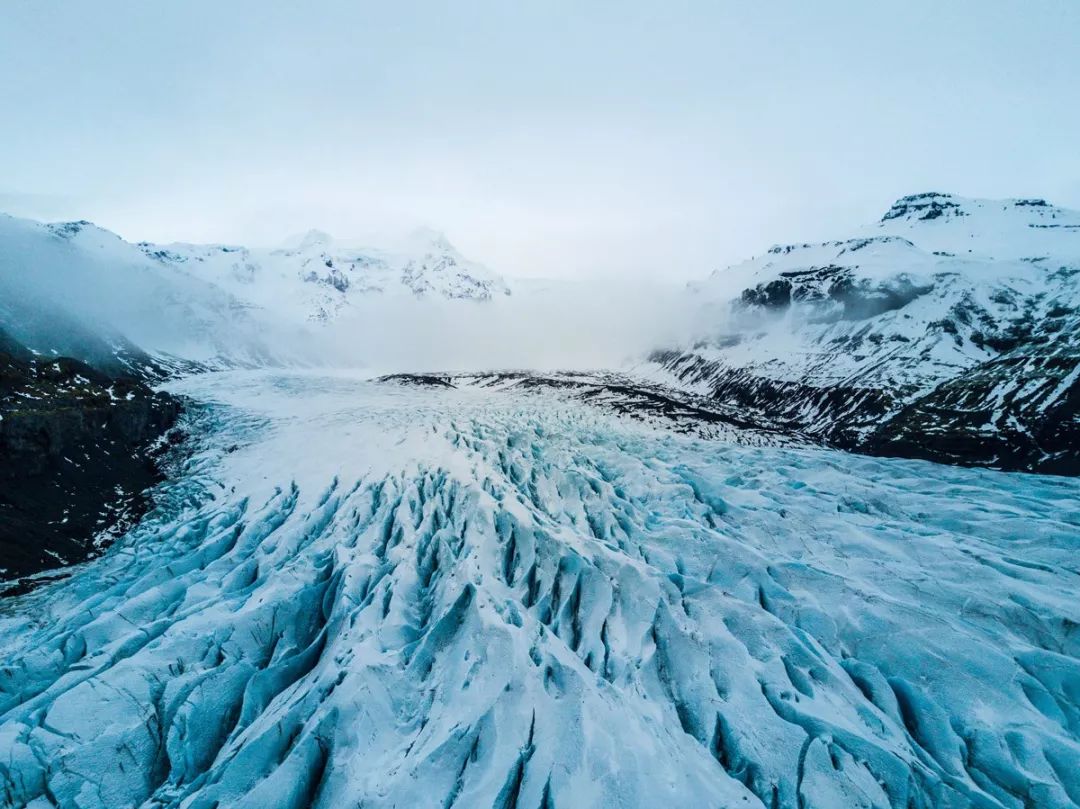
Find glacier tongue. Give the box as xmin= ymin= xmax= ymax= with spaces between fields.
xmin=1 ymin=372 xmax=1079 ymax=809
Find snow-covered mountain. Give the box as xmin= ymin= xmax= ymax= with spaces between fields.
xmin=138 ymin=226 xmax=510 ymax=324
xmin=649 ymin=193 xmax=1080 ymax=474
xmin=0 ymin=214 xmax=307 ymax=371
xmin=0 ymin=213 xmax=509 ymax=371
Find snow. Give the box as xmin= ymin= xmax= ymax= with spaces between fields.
xmin=137 ymin=226 xmax=510 ymax=325
xmin=874 ymin=193 xmax=1080 ymax=263
xmin=0 ymin=213 xmax=512 ymax=371
xmin=0 ymin=214 xmax=309 ymax=368
xmin=651 ymin=194 xmax=1080 ymax=444
xmin=1 ymin=371 xmax=1077 ymax=808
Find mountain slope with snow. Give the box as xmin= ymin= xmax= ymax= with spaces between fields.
xmin=138 ymin=227 xmax=510 ymax=324
xmin=0 ymin=214 xmax=309 ymax=371
xmin=0 ymin=213 xmax=509 ymax=374
xmin=649 ymin=193 xmax=1080 ymax=474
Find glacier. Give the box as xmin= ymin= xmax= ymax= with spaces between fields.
xmin=1 ymin=371 xmax=1078 ymax=809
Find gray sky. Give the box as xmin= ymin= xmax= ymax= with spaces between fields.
xmin=2 ymin=1 xmax=1079 ymax=279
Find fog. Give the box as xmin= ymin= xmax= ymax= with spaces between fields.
xmin=321 ymin=279 xmax=717 ymax=373
xmin=0 ymin=213 xmax=742 ymax=374
xmin=0 ymin=216 xmax=316 ymax=367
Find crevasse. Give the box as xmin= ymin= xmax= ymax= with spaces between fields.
xmin=1 ymin=372 xmax=1078 ymax=809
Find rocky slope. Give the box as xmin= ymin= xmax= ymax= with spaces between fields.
xmin=649 ymin=193 xmax=1080 ymax=474
xmin=0 ymin=327 xmax=181 ymax=589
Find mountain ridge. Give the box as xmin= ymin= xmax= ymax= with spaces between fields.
xmin=650 ymin=192 xmax=1080 ymax=474
xmin=0 ymin=212 xmax=509 ymax=370
xmin=137 ymin=225 xmax=510 ymax=324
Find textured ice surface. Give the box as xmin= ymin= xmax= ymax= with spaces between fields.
xmin=1 ymin=372 xmax=1078 ymax=808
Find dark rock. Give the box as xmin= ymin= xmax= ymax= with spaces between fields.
xmin=739 ymin=279 xmax=792 ymax=310
xmin=881 ymin=193 xmax=966 ymax=222
xmin=648 ymin=348 xmax=898 ymax=448
xmin=377 ymin=373 xmax=456 ymax=388
xmin=0 ymin=329 xmax=182 ymax=589
xmin=864 ymin=352 xmax=1080 ymax=475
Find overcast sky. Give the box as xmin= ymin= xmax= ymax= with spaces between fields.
xmin=2 ymin=1 xmax=1079 ymax=279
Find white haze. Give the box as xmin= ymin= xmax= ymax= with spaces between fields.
xmin=319 ymin=279 xmax=717 ymax=373
xmin=0 ymin=213 xmax=744 ymax=373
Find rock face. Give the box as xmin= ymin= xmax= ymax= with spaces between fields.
xmin=651 ymin=193 xmax=1080 ymax=474
xmin=0 ymin=328 xmax=181 ymax=586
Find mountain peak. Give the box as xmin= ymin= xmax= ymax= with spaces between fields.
xmin=879 ymin=192 xmax=1072 ymax=226
xmin=402 ymin=226 xmax=454 ymax=254
xmin=881 ymin=192 xmax=965 ymax=222
xmin=297 ymin=229 xmax=334 ymax=249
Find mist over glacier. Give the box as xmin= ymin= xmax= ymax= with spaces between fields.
xmin=320 ymin=281 xmax=710 ymax=372
xmin=0 ymin=212 xmax=728 ymax=375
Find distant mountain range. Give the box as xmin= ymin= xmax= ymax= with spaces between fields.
xmin=650 ymin=193 xmax=1080 ymax=474
xmin=0 ymin=214 xmax=509 ymax=371
xmin=3 ymin=194 xmax=1078 ymax=476
xmin=137 ymin=225 xmax=510 ymax=323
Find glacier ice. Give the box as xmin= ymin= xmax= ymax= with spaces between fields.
xmin=1 ymin=372 xmax=1078 ymax=808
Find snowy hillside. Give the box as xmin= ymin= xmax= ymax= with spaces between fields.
xmin=1 ymin=371 xmax=1077 ymax=808
xmin=138 ymin=226 xmax=510 ymax=324
xmin=0 ymin=213 xmax=509 ymax=372
xmin=0 ymin=214 xmax=311 ymax=370
xmin=650 ymin=193 xmax=1080 ymax=474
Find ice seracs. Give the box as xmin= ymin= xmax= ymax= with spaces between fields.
xmin=0 ymin=371 xmax=1077 ymax=808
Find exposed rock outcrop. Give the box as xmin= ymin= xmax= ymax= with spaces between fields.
xmin=0 ymin=329 xmax=181 ymax=588
xmin=652 ymin=194 xmax=1080 ymax=474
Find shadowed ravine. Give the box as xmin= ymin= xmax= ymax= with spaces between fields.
xmin=1 ymin=372 xmax=1078 ymax=809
